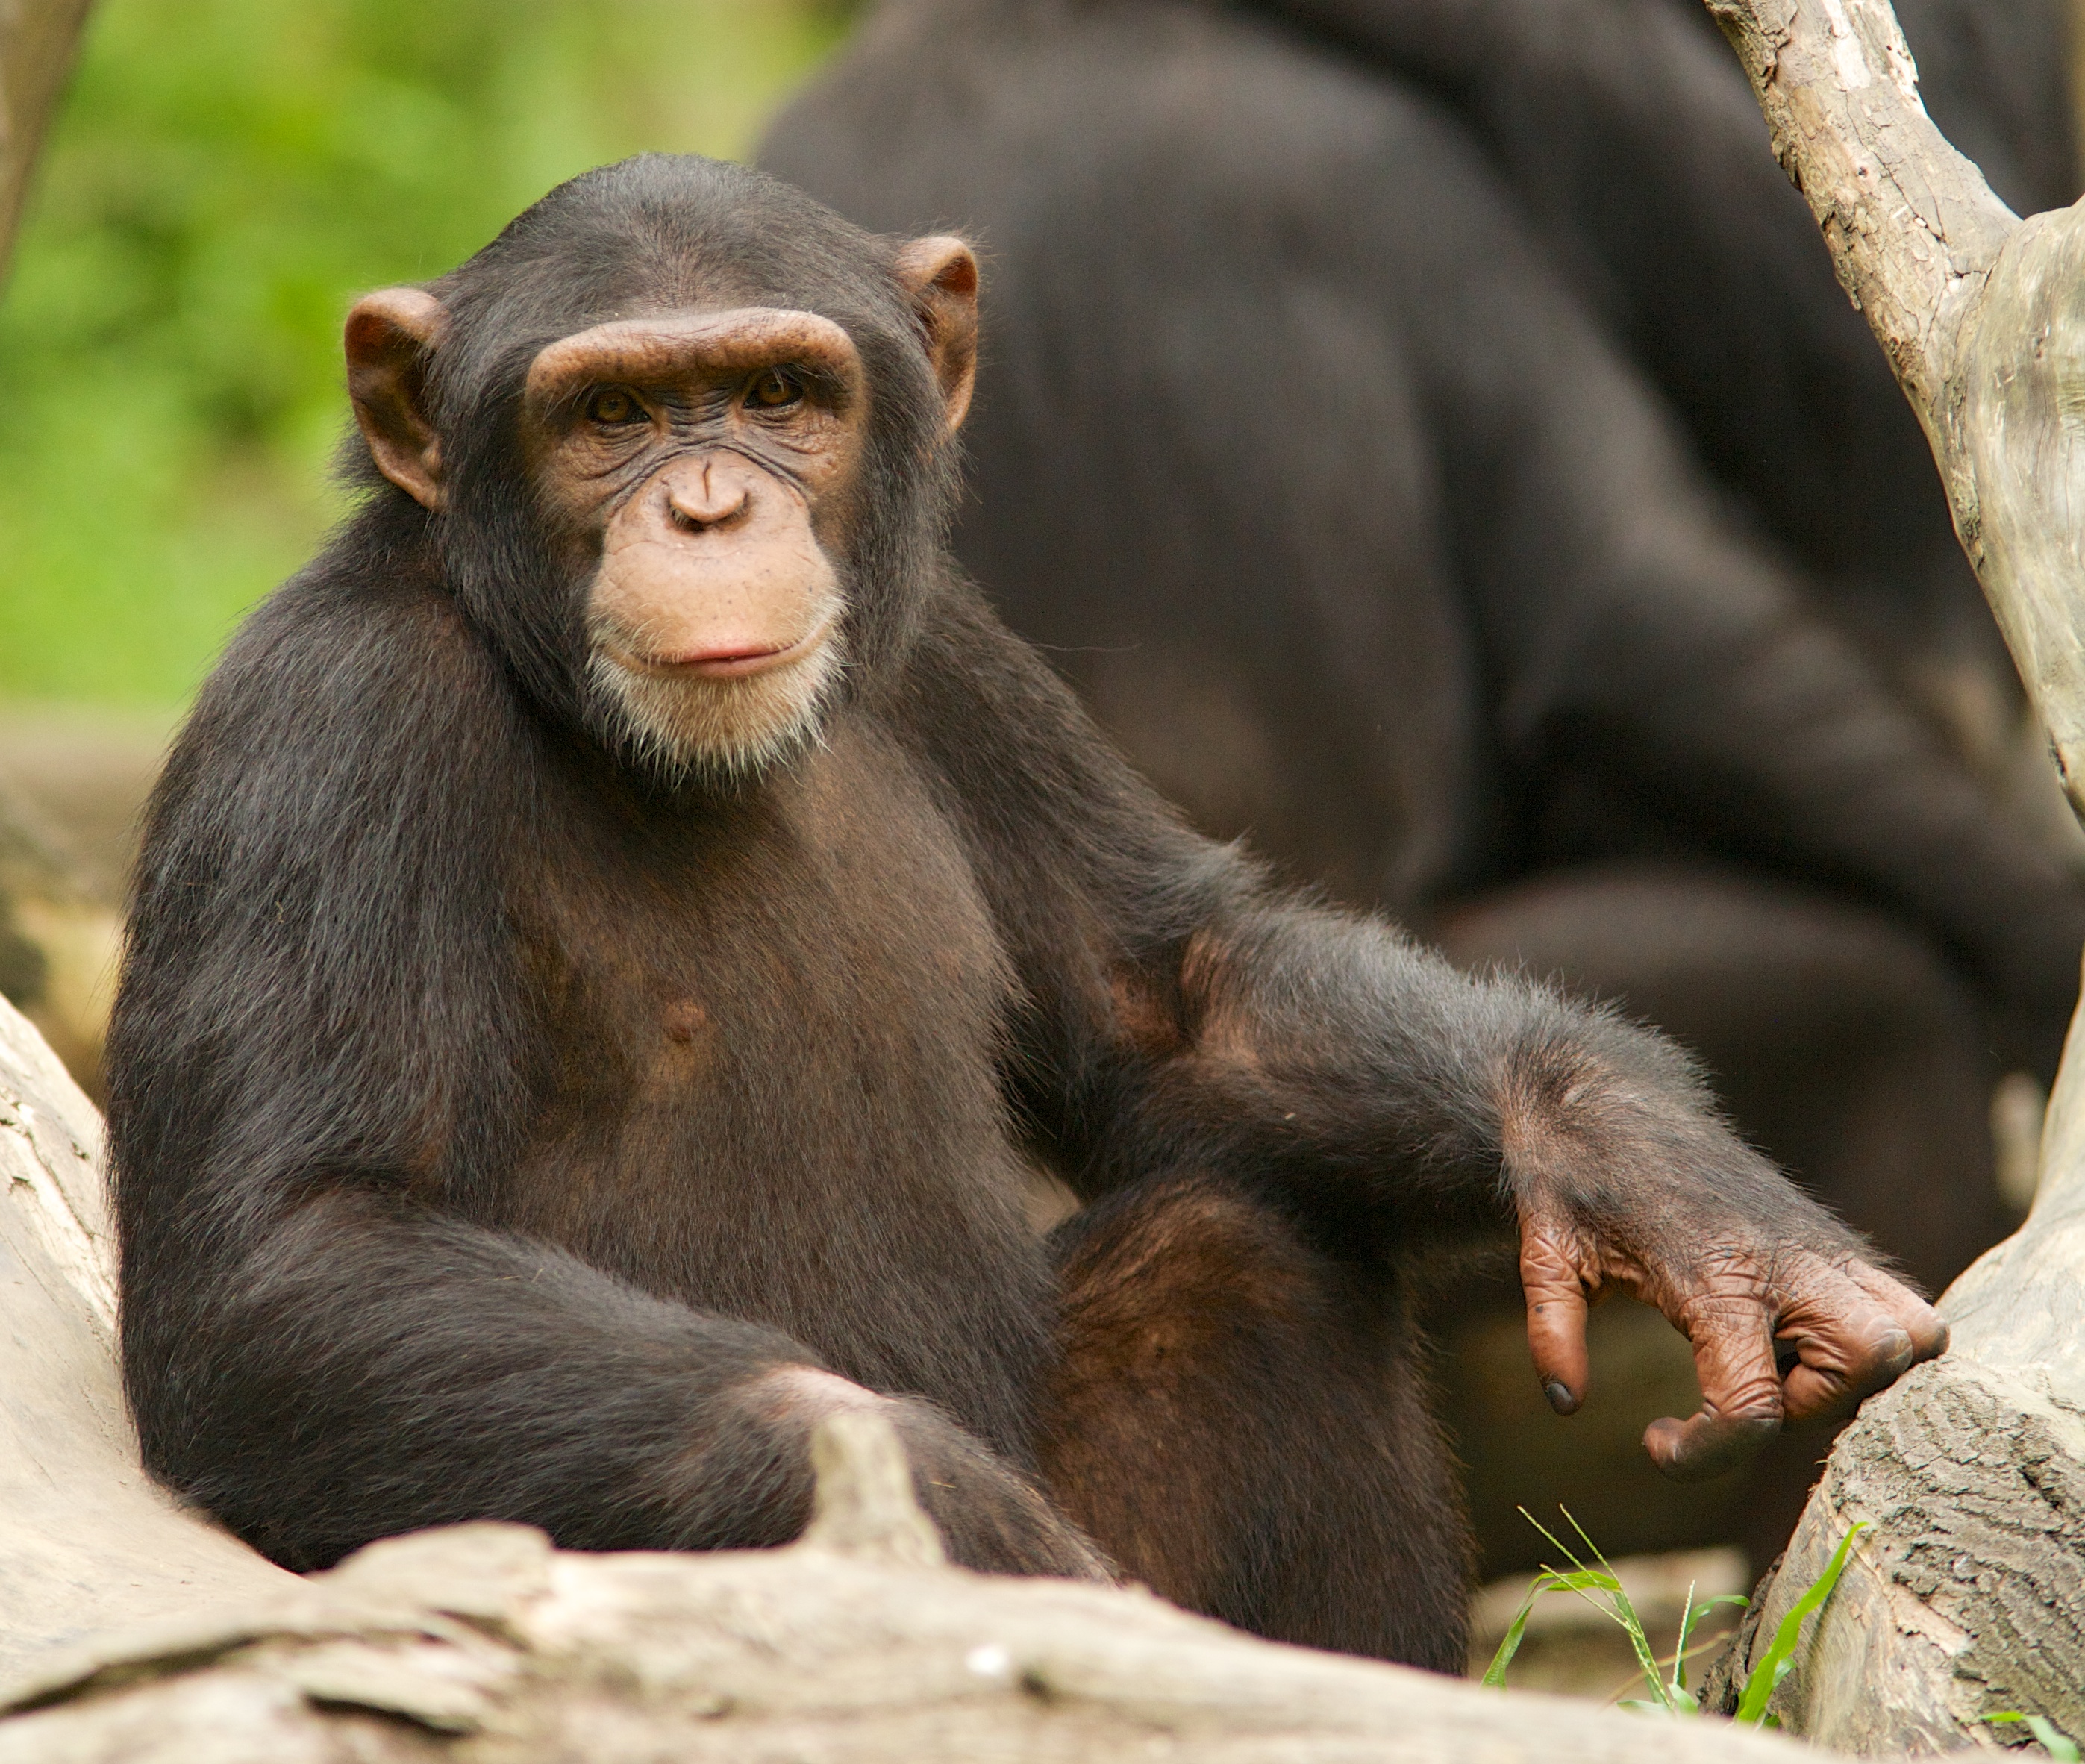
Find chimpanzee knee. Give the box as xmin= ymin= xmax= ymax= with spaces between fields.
xmin=1039 ymin=1173 xmax=1472 ymax=1668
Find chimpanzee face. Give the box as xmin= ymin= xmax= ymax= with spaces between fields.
xmin=340 ymin=228 xmax=977 ymax=780
xmin=521 ymin=303 xmax=865 ymax=778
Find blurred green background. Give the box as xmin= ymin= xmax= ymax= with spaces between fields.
xmin=0 ymin=0 xmax=851 ymax=708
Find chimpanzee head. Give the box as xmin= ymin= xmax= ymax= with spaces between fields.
xmin=341 ymin=155 xmax=978 ymax=781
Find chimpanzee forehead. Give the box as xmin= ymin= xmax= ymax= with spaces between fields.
xmin=440 ymin=155 xmax=906 ymax=369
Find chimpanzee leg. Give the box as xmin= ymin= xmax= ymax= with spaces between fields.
xmin=1037 ymin=1172 xmax=1472 ymax=1670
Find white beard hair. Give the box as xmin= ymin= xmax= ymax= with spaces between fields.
xmin=585 ymin=604 xmax=848 ymax=785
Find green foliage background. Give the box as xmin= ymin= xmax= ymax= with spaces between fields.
xmin=0 ymin=0 xmax=848 ymax=707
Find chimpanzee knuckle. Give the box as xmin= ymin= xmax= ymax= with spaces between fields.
xmin=1516 ymin=1225 xmax=1583 ymax=1287
xmin=1715 ymin=1372 xmax=1787 ymax=1420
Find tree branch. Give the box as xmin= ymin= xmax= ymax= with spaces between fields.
xmin=0 ymin=0 xmax=94 ymax=281
xmin=1704 ymin=0 xmax=2085 ymax=818
xmin=1699 ymin=0 xmax=2085 ymax=1748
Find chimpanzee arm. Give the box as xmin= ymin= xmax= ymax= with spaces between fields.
xmin=909 ymin=593 xmax=1947 ymax=1482
xmin=109 ymin=566 xmax=1100 ymax=1577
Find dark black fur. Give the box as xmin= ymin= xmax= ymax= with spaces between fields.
xmin=116 ymin=155 xmax=1893 ymax=1668
xmin=1263 ymin=0 xmax=2077 ymax=711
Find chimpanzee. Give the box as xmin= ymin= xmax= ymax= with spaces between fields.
xmin=760 ymin=0 xmax=2085 ymax=1568
xmin=108 ymin=155 xmax=1944 ymax=1671
xmin=1260 ymin=0 xmax=2078 ymax=760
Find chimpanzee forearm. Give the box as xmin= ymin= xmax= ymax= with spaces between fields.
xmin=1040 ymin=886 xmax=1945 ymax=1479
xmin=122 ymin=1190 xmax=834 ymax=1568
xmin=119 ymin=1189 xmax=1098 ymax=1576
xmin=917 ymin=603 xmax=1855 ymax=1251
xmin=1056 ymin=896 xmax=1866 ymax=1270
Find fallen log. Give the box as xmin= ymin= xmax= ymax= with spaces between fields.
xmin=0 ymin=993 xmax=296 ymax=1682
xmin=1692 ymin=0 xmax=2085 ymax=1747
xmin=0 ymin=1402 xmax=1820 ymax=1763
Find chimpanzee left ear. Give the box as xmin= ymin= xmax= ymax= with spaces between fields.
xmin=893 ymin=236 xmax=979 ymax=434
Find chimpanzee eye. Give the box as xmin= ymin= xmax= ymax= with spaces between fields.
xmin=584 ymin=387 xmax=643 ymax=426
xmin=746 ymin=368 xmax=805 ymax=410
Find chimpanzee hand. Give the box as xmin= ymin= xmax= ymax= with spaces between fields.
xmin=1505 ymin=1090 xmax=1948 ymax=1483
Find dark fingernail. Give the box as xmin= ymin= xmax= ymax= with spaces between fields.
xmin=1545 ymin=1379 xmax=1579 ymax=1416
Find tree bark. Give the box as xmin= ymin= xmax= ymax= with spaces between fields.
xmin=1696 ymin=0 xmax=2085 ymax=1748
xmin=0 ymin=0 xmax=93 ymax=281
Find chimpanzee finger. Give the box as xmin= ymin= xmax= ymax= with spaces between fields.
xmin=1643 ymin=1407 xmax=1783 ymax=1483
xmin=1519 ymin=1221 xmax=1591 ymax=1415
xmin=1643 ymin=1292 xmax=1783 ymax=1483
xmin=1776 ymin=1260 xmax=1945 ymax=1422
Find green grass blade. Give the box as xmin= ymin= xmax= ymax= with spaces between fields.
xmin=1510 ymin=1507 xmax=1677 ymax=1711
xmin=1671 ymin=1578 xmax=1698 ymax=1698
xmin=1559 ymin=1507 xmax=1668 ymax=1707
xmin=1481 ymin=1577 xmax=1551 ymax=1687
xmin=1986 ymin=1712 xmax=2083 ymax=1760
xmin=1482 ymin=1570 xmax=1622 ymax=1686
xmin=1734 ymin=1521 xmax=1868 ymax=1726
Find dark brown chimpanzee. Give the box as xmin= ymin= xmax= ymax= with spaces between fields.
xmin=760 ymin=0 xmax=2085 ymax=1568
xmin=109 ymin=156 xmax=1943 ymax=1671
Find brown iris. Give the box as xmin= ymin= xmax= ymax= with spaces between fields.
xmin=746 ymin=367 xmax=804 ymax=409
xmin=584 ymin=387 xmax=643 ymax=425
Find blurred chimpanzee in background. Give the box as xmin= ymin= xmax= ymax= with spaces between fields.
xmin=763 ymin=0 xmax=2085 ymax=1571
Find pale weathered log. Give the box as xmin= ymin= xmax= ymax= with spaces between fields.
xmin=1696 ymin=0 xmax=2085 ymax=1749
xmin=0 ymin=992 xmax=298 ymax=1680
xmin=1704 ymin=0 xmax=2085 ymax=818
xmin=0 ymin=1412 xmax=1833 ymax=1763
xmin=0 ymin=0 xmax=93 ymax=281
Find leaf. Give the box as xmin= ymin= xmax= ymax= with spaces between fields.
xmin=1734 ymin=1521 xmax=1867 ymax=1727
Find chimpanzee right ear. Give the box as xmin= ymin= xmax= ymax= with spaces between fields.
xmin=345 ymin=288 xmax=450 ymax=511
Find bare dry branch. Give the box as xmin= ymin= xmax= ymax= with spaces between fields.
xmin=1698 ymin=0 xmax=2085 ymax=1748
xmin=0 ymin=0 xmax=93 ymax=280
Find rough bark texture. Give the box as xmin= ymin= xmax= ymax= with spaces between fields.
xmin=1700 ymin=0 xmax=2085 ymax=1749
xmin=0 ymin=0 xmax=92 ymax=281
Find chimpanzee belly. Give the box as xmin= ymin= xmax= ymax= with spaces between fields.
xmin=499 ymin=719 xmax=1056 ymax=1455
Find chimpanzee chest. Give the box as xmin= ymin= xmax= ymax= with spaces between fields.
xmin=501 ymin=721 xmax=1054 ymax=1424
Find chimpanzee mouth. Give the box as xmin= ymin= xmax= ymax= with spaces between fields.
xmin=586 ymin=610 xmax=847 ymax=782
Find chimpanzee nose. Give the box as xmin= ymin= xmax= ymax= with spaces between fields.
xmin=664 ymin=457 xmax=751 ymax=532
